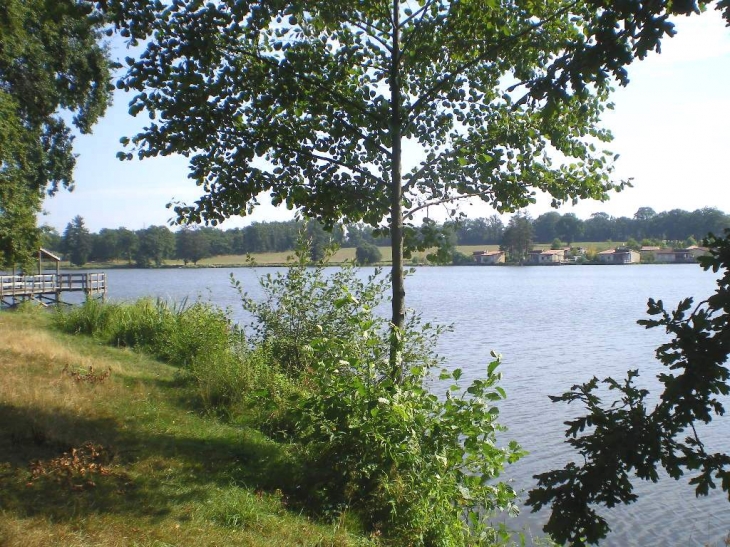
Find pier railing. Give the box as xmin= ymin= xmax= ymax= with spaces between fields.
xmin=0 ymin=272 xmax=106 ymax=304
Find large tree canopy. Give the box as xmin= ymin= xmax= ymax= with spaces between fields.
xmin=0 ymin=0 xmax=114 ymax=269
xmin=114 ymin=0 xmax=729 ymax=370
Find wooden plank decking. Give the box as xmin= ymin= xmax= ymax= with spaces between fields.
xmin=0 ymin=273 xmax=106 ymax=307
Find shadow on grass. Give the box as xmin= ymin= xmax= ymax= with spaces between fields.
xmin=0 ymin=402 xmax=297 ymax=523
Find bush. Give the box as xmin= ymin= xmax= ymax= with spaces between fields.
xmin=239 ymin=241 xmax=524 ymax=543
xmin=288 ymin=311 xmax=524 ymax=544
xmin=355 ymin=243 xmax=382 ymax=265
xmin=451 ymin=250 xmax=472 ymax=265
xmin=234 ymin=243 xmax=391 ymax=374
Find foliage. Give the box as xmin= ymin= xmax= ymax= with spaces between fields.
xmin=556 ymin=213 xmax=584 ymax=244
xmin=53 ymin=297 xmax=288 ymax=415
xmin=550 ymin=238 xmax=566 ymax=250
xmin=451 ymin=250 xmax=473 ymax=265
xmin=115 ymin=0 xmax=661 ymax=373
xmin=234 ymin=242 xmax=391 ymax=374
xmin=134 ymin=225 xmax=175 ymax=267
xmin=450 ymin=216 xmax=505 ymax=246
xmin=0 ymin=312 xmax=368 ymax=547
xmin=54 ymin=298 xmax=234 ymax=370
xmin=176 ymin=225 xmax=212 ymax=265
xmin=48 ymin=207 xmax=730 ymax=267
xmin=62 ymin=215 xmax=92 ymax=266
xmin=501 ymin=213 xmax=534 ymax=264
xmin=0 ymin=0 xmax=113 ymax=268
xmin=355 ymin=243 xmax=382 ymax=265
xmin=526 ymin=229 xmax=730 ymax=545
xmin=235 ymin=240 xmax=525 ymax=543
xmin=292 ymin=329 xmax=525 ymax=544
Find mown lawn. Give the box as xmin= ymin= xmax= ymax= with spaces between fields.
xmin=0 ymin=310 xmax=371 ymax=547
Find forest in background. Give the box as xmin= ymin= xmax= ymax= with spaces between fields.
xmin=44 ymin=206 xmax=730 ymax=267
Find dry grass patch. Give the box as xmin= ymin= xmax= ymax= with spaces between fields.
xmin=0 ymin=311 xmax=373 ymax=547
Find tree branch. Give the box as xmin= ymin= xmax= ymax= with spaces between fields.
xmin=407 ymin=1 xmax=580 ymax=121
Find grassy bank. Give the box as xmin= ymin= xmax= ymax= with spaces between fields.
xmin=0 ymin=309 xmax=370 ymax=547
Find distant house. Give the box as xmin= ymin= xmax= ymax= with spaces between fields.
xmin=527 ymin=249 xmax=566 ymax=265
xmin=685 ymin=245 xmax=710 ymax=260
xmin=472 ymin=250 xmax=505 ymax=265
xmin=597 ymin=247 xmax=640 ymax=264
xmin=651 ymin=246 xmax=709 ymax=263
xmin=653 ymin=249 xmax=677 ymax=263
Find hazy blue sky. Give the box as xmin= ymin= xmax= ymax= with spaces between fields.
xmin=41 ymin=10 xmax=730 ymax=233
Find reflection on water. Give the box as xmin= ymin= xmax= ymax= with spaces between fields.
xmin=102 ymin=263 xmax=728 ymax=545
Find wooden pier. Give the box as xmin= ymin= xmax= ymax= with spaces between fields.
xmin=0 ymin=272 xmax=107 ymax=308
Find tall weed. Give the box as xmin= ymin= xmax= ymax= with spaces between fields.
xmin=53 ymin=298 xmax=279 ymax=415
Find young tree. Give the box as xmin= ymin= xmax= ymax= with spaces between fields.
xmin=0 ymin=0 xmax=113 ymax=268
xmin=115 ymin=0 xmax=650 ymax=376
xmin=62 ymin=216 xmax=92 ymax=266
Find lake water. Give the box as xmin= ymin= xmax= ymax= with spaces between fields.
xmin=100 ymin=263 xmax=729 ymax=545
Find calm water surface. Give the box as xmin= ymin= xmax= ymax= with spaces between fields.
xmin=103 ymin=264 xmax=729 ymax=545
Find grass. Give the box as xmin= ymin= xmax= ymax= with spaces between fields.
xmin=0 ymin=309 xmax=372 ymax=547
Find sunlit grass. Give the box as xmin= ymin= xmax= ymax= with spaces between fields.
xmin=0 ymin=310 xmax=372 ymax=547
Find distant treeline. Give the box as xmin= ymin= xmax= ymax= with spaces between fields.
xmin=45 ymin=217 xmax=391 ymax=266
xmin=46 ymin=206 xmax=730 ymax=267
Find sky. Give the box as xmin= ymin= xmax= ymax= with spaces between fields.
xmin=40 ymin=9 xmax=730 ymax=233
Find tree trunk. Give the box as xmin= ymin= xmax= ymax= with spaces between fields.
xmin=389 ymin=0 xmax=404 ymax=383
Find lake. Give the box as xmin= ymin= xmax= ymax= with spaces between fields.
xmin=100 ymin=263 xmax=729 ymax=545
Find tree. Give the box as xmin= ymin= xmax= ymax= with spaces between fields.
xmin=39 ymin=225 xmax=62 ymax=253
xmin=533 ymin=212 xmax=562 ymax=244
xmin=0 ymin=0 xmax=113 ymax=268
xmin=116 ymin=0 xmax=656 ymax=375
xmin=62 ymin=216 xmax=92 ymax=266
xmin=136 ymin=225 xmax=174 ymax=267
xmin=556 ymin=212 xmax=584 ymax=244
xmin=115 ymin=227 xmax=138 ymax=265
xmin=625 ymin=236 xmax=641 ymax=251
xmin=355 ymin=243 xmax=382 ymax=265
xmin=583 ymin=211 xmax=613 ymax=242
xmin=306 ymin=220 xmax=341 ymax=263
xmin=91 ymin=228 xmax=119 ymax=262
xmin=176 ymin=226 xmax=211 ymax=265
xmin=500 ymin=213 xmax=533 ymax=264
xmin=634 ymin=206 xmax=657 ymax=222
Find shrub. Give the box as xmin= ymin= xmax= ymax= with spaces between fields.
xmin=289 ymin=313 xmax=524 ymax=544
xmin=234 ymin=243 xmax=390 ymax=374
xmin=355 ymin=243 xmax=382 ymax=265
xmin=451 ymin=250 xmax=472 ymax=265
xmin=239 ymin=241 xmax=524 ymax=543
